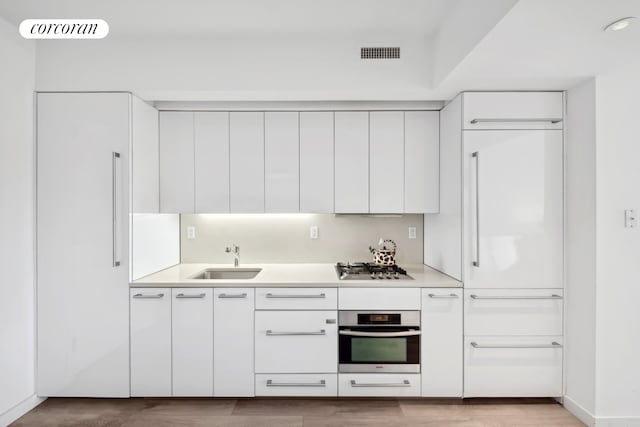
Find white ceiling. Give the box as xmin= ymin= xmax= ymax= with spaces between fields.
xmin=0 ymin=0 xmax=459 ymax=38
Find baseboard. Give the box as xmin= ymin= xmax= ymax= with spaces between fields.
xmin=563 ymin=395 xmax=595 ymax=427
xmin=0 ymin=394 xmax=46 ymax=427
xmin=594 ymin=416 xmax=640 ymax=427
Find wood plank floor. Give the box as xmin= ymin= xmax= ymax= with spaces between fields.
xmin=11 ymin=397 xmax=585 ymax=426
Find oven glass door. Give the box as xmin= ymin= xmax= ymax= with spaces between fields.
xmin=339 ymin=327 xmax=420 ymax=366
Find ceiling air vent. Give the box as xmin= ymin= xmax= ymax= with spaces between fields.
xmin=361 ymin=47 xmax=400 ymax=59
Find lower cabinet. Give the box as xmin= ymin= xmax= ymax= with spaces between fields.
xmin=256 ymin=374 xmax=337 ymax=396
xmin=464 ymin=336 xmax=563 ymax=397
xmin=214 ymin=288 xmax=255 ymax=396
xmin=130 ymin=289 xmax=172 ymax=397
xmin=338 ymin=374 xmax=421 ymax=397
xmin=421 ymin=289 xmax=462 ymax=397
xmin=172 ymin=288 xmax=213 ymax=396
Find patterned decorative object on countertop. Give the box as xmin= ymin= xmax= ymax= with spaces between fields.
xmin=369 ymin=238 xmax=397 ymax=266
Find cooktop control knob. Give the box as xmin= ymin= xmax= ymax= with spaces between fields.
xmin=370 ymin=273 xmax=376 ymax=279
xmin=385 ymin=272 xmax=392 ymax=279
xmin=394 ymin=272 xmax=400 ymax=279
xmin=378 ymin=272 xmax=384 ymax=279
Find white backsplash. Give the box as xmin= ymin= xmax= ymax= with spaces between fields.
xmin=180 ymin=214 xmax=423 ymax=264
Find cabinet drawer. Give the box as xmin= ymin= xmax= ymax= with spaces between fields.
xmin=338 ymin=374 xmax=421 ymax=397
xmin=339 ymin=288 xmax=421 ymax=310
xmin=463 ymin=92 xmax=563 ymax=130
xmin=464 ymin=289 xmax=563 ymax=336
xmin=256 ymin=374 xmax=337 ymax=396
xmin=256 ymin=288 xmax=337 ymax=310
xmin=464 ymin=336 xmax=563 ymax=397
xmin=255 ymin=311 xmax=338 ymax=373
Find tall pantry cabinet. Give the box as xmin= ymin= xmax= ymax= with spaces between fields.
xmin=425 ymin=91 xmax=565 ymax=397
xmin=37 ymin=92 xmax=158 ymax=397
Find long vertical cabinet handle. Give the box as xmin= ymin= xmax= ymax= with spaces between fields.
xmin=112 ymin=152 xmax=121 ymax=267
xmin=472 ymin=151 xmax=480 ymax=267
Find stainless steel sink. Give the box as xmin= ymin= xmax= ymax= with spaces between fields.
xmin=190 ymin=268 xmax=262 ymax=280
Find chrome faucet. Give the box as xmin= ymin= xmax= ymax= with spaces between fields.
xmin=225 ymin=244 xmax=240 ymax=267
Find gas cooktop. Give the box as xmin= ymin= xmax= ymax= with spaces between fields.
xmin=336 ymin=262 xmax=413 ymax=280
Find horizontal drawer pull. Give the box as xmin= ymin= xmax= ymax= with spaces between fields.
xmin=339 ymin=330 xmax=420 ymax=338
xmin=266 ymin=380 xmax=326 ymax=387
xmin=266 ymin=329 xmax=326 ymax=336
xmin=469 ymin=118 xmax=563 ymax=124
xmin=428 ymin=293 xmax=459 ymax=299
xmin=266 ymin=293 xmax=326 ymax=299
xmin=469 ymin=294 xmax=562 ymax=300
xmin=133 ymin=293 xmax=164 ymax=299
xmin=470 ymin=341 xmax=563 ymax=349
xmin=175 ymin=293 xmax=206 ymax=299
xmin=350 ymin=380 xmax=411 ymax=388
xmin=218 ymin=293 xmax=247 ymax=299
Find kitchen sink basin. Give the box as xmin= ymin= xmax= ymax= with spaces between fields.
xmin=190 ymin=268 xmax=262 ymax=280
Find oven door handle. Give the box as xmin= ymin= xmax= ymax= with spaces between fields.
xmin=339 ymin=329 xmax=421 ymax=337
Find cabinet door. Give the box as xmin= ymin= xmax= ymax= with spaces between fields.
xmin=421 ymin=289 xmax=462 ymax=397
xmin=338 ymin=374 xmax=421 ymax=397
xmin=172 ymin=288 xmax=213 ymax=396
xmin=265 ymin=112 xmax=299 ymax=212
xmin=37 ymin=92 xmax=131 ymax=397
xmin=214 ymin=288 xmax=255 ymax=397
xmin=230 ymin=112 xmax=265 ymax=212
xmin=405 ymin=111 xmax=439 ymax=213
xmin=132 ymin=96 xmax=159 ymax=213
xmin=335 ymin=112 xmax=369 ymax=213
xmin=195 ymin=112 xmax=230 ymax=213
xmin=255 ymin=311 xmax=338 ymax=373
xmin=160 ymin=112 xmax=194 ymax=213
xmin=300 ymin=112 xmax=334 ymax=212
xmin=463 ymin=130 xmax=563 ymax=288
xmin=370 ymin=112 xmax=404 ymax=213
xmin=130 ymin=289 xmax=172 ymax=397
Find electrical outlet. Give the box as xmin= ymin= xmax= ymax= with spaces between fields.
xmin=625 ymin=209 xmax=637 ymax=228
xmin=310 ymin=225 xmax=319 ymax=239
xmin=408 ymin=226 xmax=417 ymax=239
xmin=186 ymin=226 xmax=196 ymax=240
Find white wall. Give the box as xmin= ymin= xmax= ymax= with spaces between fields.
xmin=0 ymin=15 xmax=40 ymax=424
xmin=594 ymin=61 xmax=640 ymax=420
xmin=35 ymin=36 xmax=432 ymax=101
xmin=564 ymin=78 xmax=597 ymax=419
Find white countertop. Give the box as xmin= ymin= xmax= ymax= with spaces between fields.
xmin=131 ymin=263 xmax=462 ymax=288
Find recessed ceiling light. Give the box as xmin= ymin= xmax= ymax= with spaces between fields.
xmin=604 ymin=17 xmax=636 ymax=32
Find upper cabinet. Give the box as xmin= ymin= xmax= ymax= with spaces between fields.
xmin=463 ymin=92 xmax=564 ymax=130
xmin=159 ymin=112 xmax=194 ymax=213
xmin=300 ymin=112 xmax=334 ymax=213
xmin=158 ymin=109 xmax=439 ymax=214
xmin=230 ymin=112 xmax=265 ymax=213
xmin=195 ymin=112 xmax=230 ymax=213
xmin=265 ymin=112 xmax=299 ymax=213
xmin=369 ymin=112 xmax=404 ymax=213
xmin=334 ymin=112 xmax=369 ymax=213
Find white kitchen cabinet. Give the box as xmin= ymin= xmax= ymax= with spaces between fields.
xmin=421 ymin=289 xmax=462 ymax=397
xmin=334 ymin=112 xmax=369 ymax=213
xmin=194 ymin=112 xmax=230 ymax=213
xmin=256 ymin=374 xmax=337 ymax=397
xmin=265 ymin=112 xmax=299 ymax=212
xmin=463 ymin=130 xmax=563 ymax=288
xmin=171 ymin=288 xmax=213 ymax=397
xmin=37 ymin=92 xmax=131 ymax=397
xmin=214 ymin=288 xmax=255 ymax=397
xmin=338 ymin=288 xmax=420 ymax=310
xmin=255 ymin=288 xmax=338 ymax=310
xmin=463 ymin=92 xmax=564 ymax=130
xmin=159 ymin=111 xmax=194 ymax=213
xmin=464 ymin=289 xmax=563 ymax=336
xmin=299 ymin=112 xmax=334 ymax=212
xmin=230 ymin=112 xmax=265 ymax=212
xmin=464 ymin=336 xmax=563 ymax=397
xmin=338 ymin=374 xmax=421 ymax=397
xmin=255 ymin=310 xmax=338 ymax=373
xmin=130 ymin=289 xmax=172 ymax=397
xmin=369 ymin=111 xmax=404 ymax=213
xmin=132 ymin=97 xmax=159 ymax=213
xmin=405 ymin=111 xmax=439 ymax=213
